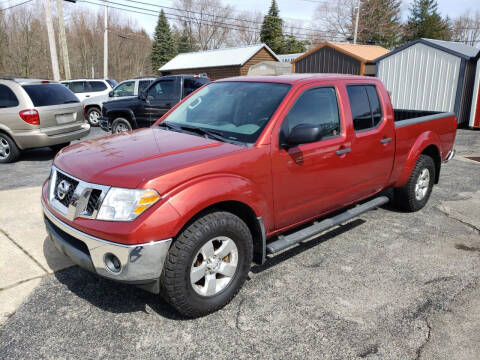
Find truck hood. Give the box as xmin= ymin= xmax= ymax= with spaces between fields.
xmin=54 ymin=128 xmax=244 ymax=188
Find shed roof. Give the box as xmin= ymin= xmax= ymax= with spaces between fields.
xmin=293 ymin=42 xmax=390 ymax=64
xmin=159 ymin=44 xmax=279 ymax=71
xmin=375 ymin=38 xmax=480 ymax=63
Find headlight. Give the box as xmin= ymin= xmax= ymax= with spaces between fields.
xmin=97 ymin=188 xmax=161 ymax=221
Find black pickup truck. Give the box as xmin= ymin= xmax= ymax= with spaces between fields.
xmin=99 ymin=75 xmax=209 ymax=133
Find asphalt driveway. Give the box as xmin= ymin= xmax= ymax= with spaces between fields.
xmin=0 ymin=129 xmax=479 ymax=359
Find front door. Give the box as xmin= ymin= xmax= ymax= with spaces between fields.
xmin=145 ymin=78 xmax=180 ymax=124
xmin=271 ymin=85 xmax=356 ymax=230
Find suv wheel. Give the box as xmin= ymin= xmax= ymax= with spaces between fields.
xmin=395 ymin=154 xmax=435 ymax=212
xmin=160 ymin=211 xmax=253 ymax=318
xmin=112 ymin=118 xmax=132 ymax=133
xmin=86 ymin=107 xmax=101 ymax=126
xmin=0 ymin=133 xmax=20 ymax=163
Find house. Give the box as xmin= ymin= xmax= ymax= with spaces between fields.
xmin=375 ymin=38 xmax=480 ymax=125
xmin=291 ymin=42 xmax=390 ymax=76
xmin=159 ymin=44 xmax=279 ymax=81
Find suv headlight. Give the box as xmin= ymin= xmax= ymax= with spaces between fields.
xmin=97 ymin=188 xmax=161 ymax=221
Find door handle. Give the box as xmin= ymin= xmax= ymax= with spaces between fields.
xmin=380 ymin=137 xmax=392 ymax=144
xmin=336 ymin=148 xmax=351 ymax=156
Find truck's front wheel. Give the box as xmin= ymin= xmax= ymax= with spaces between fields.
xmin=160 ymin=211 xmax=253 ymax=317
xmin=395 ymin=154 xmax=435 ymax=212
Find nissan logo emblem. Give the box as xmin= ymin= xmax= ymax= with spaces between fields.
xmin=57 ymin=180 xmax=71 ymax=200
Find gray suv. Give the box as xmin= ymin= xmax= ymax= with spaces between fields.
xmin=0 ymin=78 xmax=90 ymax=163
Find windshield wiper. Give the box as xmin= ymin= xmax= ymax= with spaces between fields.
xmin=177 ymin=124 xmax=231 ymax=143
xmin=157 ymin=121 xmax=182 ymax=132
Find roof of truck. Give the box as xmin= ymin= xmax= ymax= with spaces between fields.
xmin=218 ymin=73 xmax=379 ymax=84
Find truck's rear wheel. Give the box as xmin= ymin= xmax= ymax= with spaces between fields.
xmin=160 ymin=211 xmax=253 ymax=318
xmin=395 ymin=154 xmax=435 ymax=212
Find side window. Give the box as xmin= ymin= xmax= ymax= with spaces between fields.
xmin=347 ymin=85 xmax=383 ymax=131
xmin=147 ymin=80 xmax=176 ymax=101
xmin=0 ymin=85 xmax=19 ymax=108
xmin=113 ymin=81 xmax=135 ymax=97
xmin=365 ymin=85 xmax=382 ymax=127
xmin=282 ymin=87 xmax=340 ymax=139
xmin=89 ymin=81 xmax=107 ymax=92
xmin=138 ymin=80 xmax=152 ymax=94
xmin=69 ymin=82 xmax=85 ymax=94
xmin=183 ymin=78 xmax=205 ymax=97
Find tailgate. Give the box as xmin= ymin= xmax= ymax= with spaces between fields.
xmin=37 ymin=103 xmax=85 ymax=132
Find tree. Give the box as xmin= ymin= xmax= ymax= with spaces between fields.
xmin=451 ymin=11 xmax=480 ymax=46
xmin=357 ymin=0 xmax=402 ymax=48
xmin=281 ymin=34 xmax=309 ymax=53
xmin=403 ymin=0 xmax=451 ymax=42
xmin=151 ymin=10 xmax=176 ymax=73
xmin=260 ymin=0 xmax=283 ymax=54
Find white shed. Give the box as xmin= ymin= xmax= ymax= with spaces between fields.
xmin=375 ymin=38 xmax=479 ymax=125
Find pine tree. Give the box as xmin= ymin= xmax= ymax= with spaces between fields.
xmin=151 ymin=10 xmax=176 ymax=73
xmin=403 ymin=0 xmax=451 ymax=42
xmin=357 ymin=0 xmax=402 ymax=48
xmin=260 ymin=0 xmax=284 ymax=54
xmin=176 ymin=23 xmax=195 ymax=54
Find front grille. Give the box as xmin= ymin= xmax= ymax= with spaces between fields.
xmin=86 ymin=189 xmax=102 ymax=215
xmin=54 ymin=172 xmax=79 ymax=207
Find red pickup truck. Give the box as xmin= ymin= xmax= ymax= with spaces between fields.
xmin=42 ymin=74 xmax=457 ymax=317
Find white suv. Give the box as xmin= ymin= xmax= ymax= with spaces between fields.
xmin=82 ymin=77 xmax=156 ymax=126
xmin=61 ymin=79 xmax=117 ymax=102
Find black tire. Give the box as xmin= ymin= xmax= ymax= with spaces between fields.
xmin=86 ymin=107 xmax=101 ymax=126
xmin=50 ymin=142 xmax=71 ymax=153
xmin=0 ymin=133 xmax=20 ymax=163
xmin=394 ymin=154 xmax=435 ymax=212
xmin=111 ymin=118 xmax=132 ymax=133
xmin=160 ymin=211 xmax=253 ymax=318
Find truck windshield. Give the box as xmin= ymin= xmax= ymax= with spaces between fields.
xmin=161 ymin=81 xmax=291 ymax=144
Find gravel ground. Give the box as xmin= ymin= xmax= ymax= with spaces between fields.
xmin=0 ymin=129 xmax=479 ymax=359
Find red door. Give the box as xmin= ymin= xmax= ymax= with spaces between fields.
xmin=271 ymin=84 xmax=356 ymax=230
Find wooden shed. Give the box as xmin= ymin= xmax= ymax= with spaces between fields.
xmin=375 ymin=38 xmax=480 ymax=126
xmin=292 ymin=42 xmax=389 ymax=76
xmin=159 ymin=44 xmax=279 ymax=81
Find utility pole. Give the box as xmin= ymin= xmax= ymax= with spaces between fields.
xmin=353 ymin=0 xmax=361 ymax=44
xmin=104 ymin=1 xmax=108 ymax=79
xmin=57 ymin=0 xmax=71 ymax=79
xmin=44 ymin=0 xmax=60 ymax=80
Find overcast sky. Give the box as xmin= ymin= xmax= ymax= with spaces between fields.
xmin=76 ymin=0 xmax=480 ymax=37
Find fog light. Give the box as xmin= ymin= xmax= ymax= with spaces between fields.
xmin=104 ymin=253 xmax=122 ymax=273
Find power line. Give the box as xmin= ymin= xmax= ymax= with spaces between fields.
xmin=0 ymin=0 xmax=33 ymax=12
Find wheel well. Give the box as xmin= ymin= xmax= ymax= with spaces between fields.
xmin=178 ymin=201 xmax=265 ymax=265
xmin=85 ymin=105 xmax=101 ymax=112
xmin=421 ymin=145 xmax=441 ymax=184
xmin=109 ymin=111 xmax=132 ymax=122
xmin=0 ymin=128 xmax=19 ymax=147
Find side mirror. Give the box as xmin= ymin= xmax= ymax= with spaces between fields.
xmin=138 ymin=91 xmax=146 ymax=101
xmin=108 ymin=91 xmax=114 ymax=97
xmin=284 ymin=124 xmax=324 ymax=147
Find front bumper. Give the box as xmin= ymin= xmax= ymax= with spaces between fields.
xmin=99 ymin=116 xmax=111 ymax=132
xmin=13 ymin=123 xmax=90 ymax=150
xmin=42 ymin=200 xmax=172 ymax=292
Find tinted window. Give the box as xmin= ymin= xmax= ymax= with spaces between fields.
xmin=347 ymin=85 xmax=373 ymax=131
xmin=0 ymin=84 xmax=19 ymax=108
xmin=282 ymin=87 xmax=340 ymax=138
xmin=113 ymin=81 xmax=135 ymax=97
xmin=147 ymin=80 xmax=177 ymax=100
xmin=365 ymin=85 xmax=382 ymax=126
xmin=22 ymin=84 xmax=79 ymax=107
xmin=106 ymin=79 xmax=117 ymax=88
xmin=89 ymin=81 xmax=107 ymax=92
xmin=68 ymin=81 xmax=86 ymax=93
xmin=183 ymin=78 xmax=208 ymax=97
xmin=163 ymin=82 xmax=291 ymax=143
xmin=138 ymin=80 xmax=153 ymax=93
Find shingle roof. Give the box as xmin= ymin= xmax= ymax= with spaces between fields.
xmin=293 ymin=42 xmax=390 ymax=64
xmin=159 ymin=44 xmax=279 ymax=71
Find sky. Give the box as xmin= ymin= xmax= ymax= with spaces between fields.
xmin=65 ymin=0 xmax=480 ymax=36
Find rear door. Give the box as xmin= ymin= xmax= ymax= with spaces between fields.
xmin=271 ymin=84 xmax=356 ymax=229
xmin=345 ymin=83 xmax=395 ymax=196
xmin=87 ymin=81 xmax=108 ymax=97
xmin=145 ymin=78 xmax=181 ymax=123
xmin=66 ymin=81 xmax=88 ymax=101
xmin=21 ymin=83 xmax=84 ymax=131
